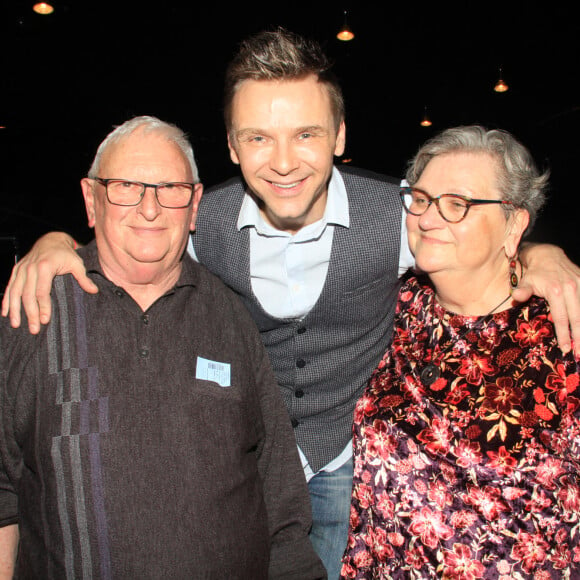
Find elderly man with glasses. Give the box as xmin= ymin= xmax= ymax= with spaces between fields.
xmin=0 ymin=116 xmax=325 ymax=579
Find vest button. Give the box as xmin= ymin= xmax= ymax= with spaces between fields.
xmin=139 ymin=348 xmax=149 ymax=358
xmin=296 ymin=359 xmax=306 ymax=368
xmin=295 ymin=389 xmax=304 ymax=398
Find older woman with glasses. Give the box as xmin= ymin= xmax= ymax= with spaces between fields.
xmin=341 ymin=126 xmax=580 ymax=579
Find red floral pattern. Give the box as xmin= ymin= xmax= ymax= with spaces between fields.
xmin=341 ymin=277 xmax=580 ymax=579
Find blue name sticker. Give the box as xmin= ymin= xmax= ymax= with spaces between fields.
xmin=196 ymin=357 xmax=231 ymax=387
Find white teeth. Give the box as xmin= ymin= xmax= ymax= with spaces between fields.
xmin=273 ymin=182 xmax=299 ymax=189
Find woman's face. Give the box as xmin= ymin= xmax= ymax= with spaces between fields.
xmin=407 ymin=151 xmax=528 ymax=283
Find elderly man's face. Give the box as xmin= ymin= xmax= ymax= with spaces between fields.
xmin=81 ymin=130 xmax=202 ymax=284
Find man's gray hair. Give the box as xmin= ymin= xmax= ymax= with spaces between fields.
xmin=405 ymin=125 xmax=549 ymax=232
xmin=87 ymin=116 xmax=200 ymax=183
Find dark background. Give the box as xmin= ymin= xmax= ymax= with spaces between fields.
xmin=1 ymin=2 xmax=579 ymax=289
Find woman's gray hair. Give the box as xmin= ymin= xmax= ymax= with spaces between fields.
xmin=87 ymin=115 xmax=200 ymax=183
xmin=405 ymin=125 xmax=549 ymax=232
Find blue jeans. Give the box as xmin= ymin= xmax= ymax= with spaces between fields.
xmin=307 ymin=457 xmax=353 ymax=580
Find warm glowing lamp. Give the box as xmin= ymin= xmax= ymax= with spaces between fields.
xmin=33 ymin=2 xmax=54 ymax=14
xmin=494 ymin=67 xmax=508 ymax=92
xmin=337 ymin=11 xmax=354 ymax=41
xmin=494 ymin=78 xmax=509 ymax=92
xmin=420 ymin=107 xmax=432 ymax=127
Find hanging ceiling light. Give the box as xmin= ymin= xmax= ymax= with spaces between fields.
xmin=494 ymin=67 xmax=509 ymax=93
xmin=33 ymin=2 xmax=54 ymax=14
xmin=337 ymin=10 xmax=355 ymax=41
xmin=420 ymin=107 xmax=432 ymax=127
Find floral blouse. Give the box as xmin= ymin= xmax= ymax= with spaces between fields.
xmin=341 ymin=276 xmax=580 ymax=579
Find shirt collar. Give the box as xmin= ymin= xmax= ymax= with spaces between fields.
xmin=80 ymin=239 xmax=199 ymax=290
xmin=236 ymin=166 xmax=350 ymax=237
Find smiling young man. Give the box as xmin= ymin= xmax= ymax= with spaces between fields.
xmin=192 ymin=32 xmax=416 ymax=578
xmin=227 ymin=75 xmax=346 ymax=234
xmin=3 ymin=28 xmax=580 ymax=580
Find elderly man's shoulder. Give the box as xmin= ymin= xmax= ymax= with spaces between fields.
xmin=181 ymin=253 xmax=255 ymax=319
xmin=0 ymin=267 xmax=88 ymax=364
xmin=0 ymin=300 xmax=53 ymax=370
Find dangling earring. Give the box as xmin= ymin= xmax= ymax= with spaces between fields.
xmin=509 ymin=255 xmax=521 ymax=291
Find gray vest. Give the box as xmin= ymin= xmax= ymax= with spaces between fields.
xmin=193 ymin=166 xmax=403 ymax=472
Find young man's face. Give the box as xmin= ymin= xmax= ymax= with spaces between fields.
xmin=227 ymin=75 xmax=345 ymax=234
